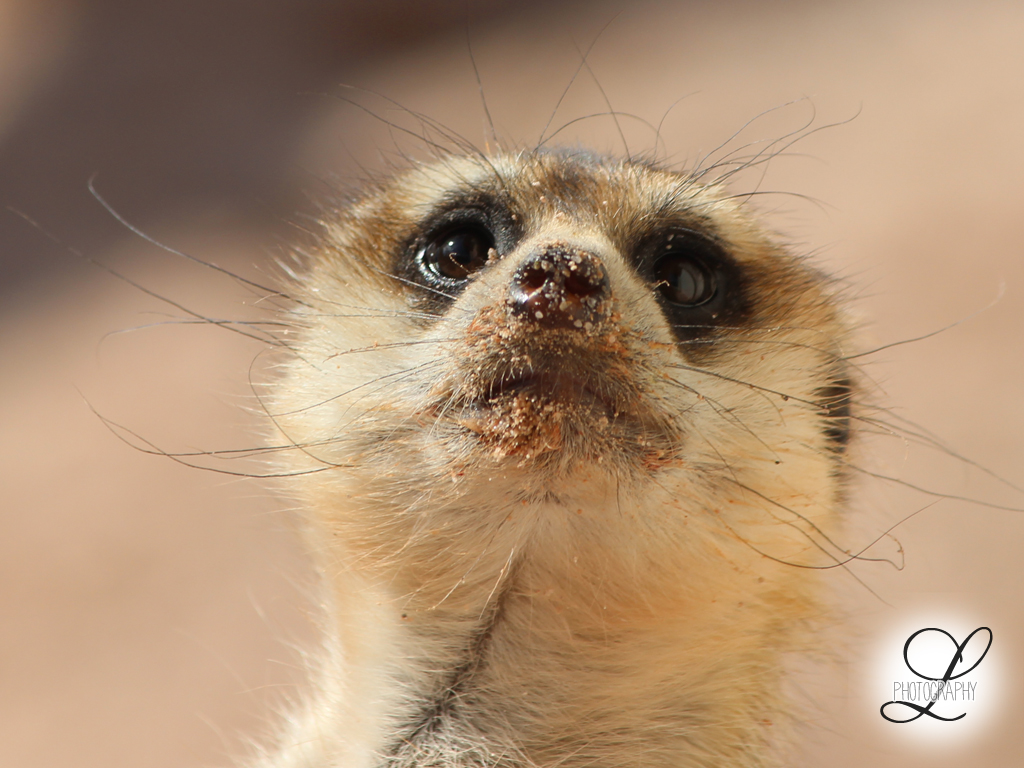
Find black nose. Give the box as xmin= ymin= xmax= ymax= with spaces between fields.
xmin=507 ymin=245 xmax=610 ymax=330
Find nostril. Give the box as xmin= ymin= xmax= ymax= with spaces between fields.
xmin=518 ymin=263 xmax=550 ymax=293
xmin=508 ymin=245 xmax=610 ymax=330
xmin=564 ymin=267 xmax=603 ymax=299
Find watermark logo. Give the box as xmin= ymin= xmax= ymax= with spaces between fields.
xmin=880 ymin=627 xmax=993 ymax=724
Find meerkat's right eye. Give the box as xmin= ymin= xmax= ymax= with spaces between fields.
xmin=418 ymin=225 xmax=495 ymax=283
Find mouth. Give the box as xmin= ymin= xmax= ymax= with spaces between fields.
xmin=431 ymin=360 xmax=678 ymax=468
xmin=438 ymin=364 xmax=655 ymax=462
xmin=477 ymin=371 xmax=622 ymax=415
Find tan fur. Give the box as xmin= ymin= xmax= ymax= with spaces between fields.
xmin=255 ymin=151 xmax=856 ymax=768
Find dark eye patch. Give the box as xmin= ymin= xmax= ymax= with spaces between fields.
xmin=397 ymin=195 xmax=521 ymax=311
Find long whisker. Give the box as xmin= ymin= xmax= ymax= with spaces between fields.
xmin=536 ymin=15 xmax=620 ymax=150
xmin=86 ymin=179 xmax=300 ymax=306
xmin=845 ymin=282 xmax=1005 ymax=360
xmin=87 ymin=401 xmax=344 ymax=478
xmin=269 ymin=358 xmax=443 ymax=417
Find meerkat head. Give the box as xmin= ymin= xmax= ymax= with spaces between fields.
xmin=267 ymin=149 xmax=856 ymax=768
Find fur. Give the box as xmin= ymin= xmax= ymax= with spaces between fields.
xmin=255 ymin=150 xmax=857 ymax=768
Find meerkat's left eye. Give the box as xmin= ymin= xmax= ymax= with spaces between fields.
xmin=653 ymin=253 xmax=716 ymax=306
xmin=419 ymin=225 xmax=494 ymax=282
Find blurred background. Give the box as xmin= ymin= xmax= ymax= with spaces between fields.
xmin=1 ymin=1 xmax=1022 ymax=766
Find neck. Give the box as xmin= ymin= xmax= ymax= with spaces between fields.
xmin=279 ymin=473 xmax=817 ymax=768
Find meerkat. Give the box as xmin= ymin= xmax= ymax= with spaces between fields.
xmin=255 ymin=148 xmax=856 ymax=768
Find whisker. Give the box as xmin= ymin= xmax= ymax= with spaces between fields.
xmin=536 ymin=16 xmax=619 ymax=150
xmin=573 ymin=37 xmax=630 ymax=161
xmin=842 ymin=461 xmax=1024 ymax=513
xmin=269 ymin=359 xmax=443 ymax=417
xmin=465 ymin=23 xmax=499 ymax=153
xmin=87 ymin=402 xmax=344 ymax=478
xmin=845 ymin=282 xmax=1006 ymax=360
xmin=323 ymin=337 xmax=453 ymax=362
xmin=86 ymin=178 xmax=301 ymax=306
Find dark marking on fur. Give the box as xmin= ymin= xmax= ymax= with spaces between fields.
xmin=816 ymin=372 xmax=853 ymax=451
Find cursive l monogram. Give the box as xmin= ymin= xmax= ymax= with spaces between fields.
xmin=880 ymin=627 xmax=992 ymax=723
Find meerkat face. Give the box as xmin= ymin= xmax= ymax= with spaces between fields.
xmin=279 ymin=150 xmax=852 ymax=516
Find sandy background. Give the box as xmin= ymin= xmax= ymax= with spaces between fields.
xmin=1 ymin=1 xmax=1022 ymax=766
